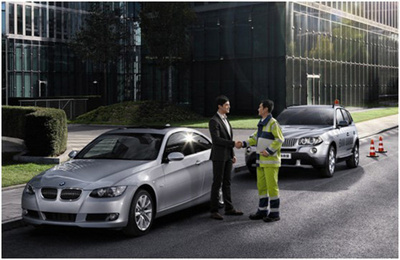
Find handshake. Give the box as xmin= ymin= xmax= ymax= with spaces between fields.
xmin=234 ymin=141 xmax=243 ymax=149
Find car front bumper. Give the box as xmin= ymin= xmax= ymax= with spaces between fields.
xmin=21 ymin=186 xmax=136 ymax=229
xmin=245 ymin=142 xmax=330 ymax=169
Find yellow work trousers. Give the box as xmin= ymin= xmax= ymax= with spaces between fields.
xmin=257 ymin=167 xmax=279 ymax=197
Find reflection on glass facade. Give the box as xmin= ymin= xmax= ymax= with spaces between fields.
xmin=142 ymin=2 xmax=398 ymax=116
xmin=2 ymin=2 xmax=141 ymax=105
xmin=286 ymin=2 xmax=398 ymax=107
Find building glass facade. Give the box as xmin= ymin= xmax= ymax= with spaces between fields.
xmin=2 ymin=1 xmax=141 ymax=105
xmin=286 ymin=2 xmax=398 ymax=107
xmin=142 ymin=2 xmax=398 ymax=116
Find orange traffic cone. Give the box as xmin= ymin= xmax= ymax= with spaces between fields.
xmin=377 ymin=136 xmax=387 ymax=153
xmin=367 ymin=139 xmax=379 ymax=158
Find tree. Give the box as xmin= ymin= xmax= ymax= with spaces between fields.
xmin=139 ymin=3 xmax=196 ymax=102
xmin=69 ymin=3 xmax=126 ymax=105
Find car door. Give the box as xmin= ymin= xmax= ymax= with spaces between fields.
xmin=335 ymin=108 xmax=350 ymax=157
xmin=341 ymin=108 xmax=356 ymax=154
xmin=160 ymin=131 xmax=204 ymax=210
xmin=189 ymin=133 xmax=213 ymax=196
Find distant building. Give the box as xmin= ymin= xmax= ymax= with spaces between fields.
xmin=1 ymin=2 xmax=141 ymax=107
xmin=3 ymin=2 xmax=398 ymax=117
xmin=142 ymin=2 xmax=399 ymax=116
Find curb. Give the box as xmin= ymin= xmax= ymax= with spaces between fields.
xmin=360 ymin=126 xmax=399 ymax=139
xmin=2 ymin=219 xmax=27 ymax=231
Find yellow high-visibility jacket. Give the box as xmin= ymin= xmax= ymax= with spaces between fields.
xmin=243 ymin=115 xmax=284 ymax=168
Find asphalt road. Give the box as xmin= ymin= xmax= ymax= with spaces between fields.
xmin=2 ymin=129 xmax=398 ymax=258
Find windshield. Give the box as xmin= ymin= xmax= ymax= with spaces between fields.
xmin=75 ymin=133 xmax=164 ymax=160
xmin=277 ymin=107 xmax=334 ymax=126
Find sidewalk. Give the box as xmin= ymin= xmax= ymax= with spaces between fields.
xmin=2 ymin=114 xmax=398 ymax=230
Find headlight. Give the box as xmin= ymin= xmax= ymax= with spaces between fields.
xmin=24 ymin=184 xmax=35 ymax=195
xmin=90 ymin=186 xmax=127 ymax=198
xmin=298 ymin=137 xmax=323 ymax=146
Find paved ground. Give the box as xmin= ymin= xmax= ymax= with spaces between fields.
xmin=2 ymin=112 xmax=398 ymax=230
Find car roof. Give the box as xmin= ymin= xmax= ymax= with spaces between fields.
xmin=102 ymin=126 xmax=198 ymax=136
xmin=286 ymin=105 xmax=344 ymax=110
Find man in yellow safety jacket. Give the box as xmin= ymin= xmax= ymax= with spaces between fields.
xmin=239 ymin=99 xmax=284 ymax=222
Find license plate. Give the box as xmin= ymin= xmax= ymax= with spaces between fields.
xmin=281 ymin=153 xmax=291 ymax=159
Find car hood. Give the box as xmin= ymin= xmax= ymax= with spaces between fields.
xmin=29 ymin=159 xmax=156 ymax=189
xmin=281 ymin=125 xmax=334 ymax=138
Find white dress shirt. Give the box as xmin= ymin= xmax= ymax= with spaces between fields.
xmin=217 ymin=112 xmax=231 ymax=137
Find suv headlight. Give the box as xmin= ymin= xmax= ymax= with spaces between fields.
xmin=24 ymin=184 xmax=35 ymax=195
xmin=90 ymin=186 xmax=127 ymax=198
xmin=298 ymin=137 xmax=323 ymax=146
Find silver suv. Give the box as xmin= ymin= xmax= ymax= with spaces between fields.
xmin=245 ymin=105 xmax=359 ymax=177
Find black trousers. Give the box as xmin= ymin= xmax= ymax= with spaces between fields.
xmin=210 ymin=160 xmax=234 ymax=213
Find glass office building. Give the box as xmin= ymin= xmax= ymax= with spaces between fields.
xmin=142 ymin=2 xmax=398 ymax=116
xmin=2 ymin=2 xmax=140 ymax=105
xmin=286 ymin=2 xmax=398 ymax=109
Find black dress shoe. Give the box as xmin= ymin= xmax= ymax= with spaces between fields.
xmin=249 ymin=213 xmax=265 ymax=220
xmin=225 ymin=209 xmax=244 ymax=216
xmin=263 ymin=216 xmax=280 ymax=222
xmin=210 ymin=212 xmax=224 ymax=220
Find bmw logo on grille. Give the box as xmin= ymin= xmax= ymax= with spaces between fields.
xmin=59 ymin=182 xmax=66 ymax=186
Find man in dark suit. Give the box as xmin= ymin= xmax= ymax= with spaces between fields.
xmin=208 ymin=95 xmax=243 ymax=220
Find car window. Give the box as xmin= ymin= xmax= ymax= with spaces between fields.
xmin=344 ymin=109 xmax=353 ymax=124
xmin=164 ymin=131 xmax=211 ymax=159
xmin=277 ymin=107 xmax=334 ymax=125
xmin=336 ymin=109 xmax=345 ymax=125
xmin=76 ymin=133 xmax=163 ymax=160
xmin=341 ymin=109 xmax=351 ymax=124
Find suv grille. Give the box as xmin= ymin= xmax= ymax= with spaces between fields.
xmin=283 ymin=138 xmax=298 ymax=147
xmin=41 ymin=188 xmax=58 ymax=199
xmin=60 ymin=189 xmax=82 ymax=200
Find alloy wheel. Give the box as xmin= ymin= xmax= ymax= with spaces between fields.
xmin=135 ymin=194 xmax=153 ymax=231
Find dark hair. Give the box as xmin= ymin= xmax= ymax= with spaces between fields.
xmin=261 ymin=99 xmax=274 ymax=113
xmin=216 ymin=95 xmax=229 ymax=107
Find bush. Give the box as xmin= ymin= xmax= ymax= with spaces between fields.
xmin=25 ymin=108 xmax=68 ymax=156
xmin=74 ymin=101 xmax=204 ymax=125
xmin=137 ymin=101 xmax=204 ymax=123
xmin=2 ymin=106 xmax=68 ymax=157
xmin=2 ymin=106 xmax=37 ymax=139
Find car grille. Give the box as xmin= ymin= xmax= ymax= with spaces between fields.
xmin=43 ymin=212 xmax=77 ymax=222
xmin=60 ymin=189 xmax=82 ymax=200
xmin=41 ymin=187 xmax=82 ymax=201
xmin=41 ymin=188 xmax=58 ymax=199
xmin=282 ymin=138 xmax=298 ymax=147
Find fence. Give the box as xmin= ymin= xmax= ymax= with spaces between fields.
xmin=18 ymin=99 xmax=88 ymax=120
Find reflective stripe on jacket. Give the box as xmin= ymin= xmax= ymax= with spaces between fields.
xmin=244 ymin=115 xmax=284 ymax=167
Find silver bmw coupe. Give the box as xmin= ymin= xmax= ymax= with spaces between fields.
xmin=22 ymin=127 xmax=213 ymax=236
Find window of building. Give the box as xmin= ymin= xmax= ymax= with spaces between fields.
xmin=9 ymin=3 xmax=14 ymax=34
xmin=26 ymin=5 xmax=32 ymax=36
xmin=49 ymin=9 xmax=54 ymax=38
xmin=17 ymin=4 xmax=22 ymax=35
xmin=34 ymin=7 xmax=40 ymax=36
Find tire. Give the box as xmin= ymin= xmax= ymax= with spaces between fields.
xmin=246 ymin=153 xmax=257 ymax=175
xmin=123 ymin=189 xmax=154 ymax=237
xmin=320 ymin=145 xmax=336 ymax=178
xmin=346 ymin=142 xmax=359 ymax=168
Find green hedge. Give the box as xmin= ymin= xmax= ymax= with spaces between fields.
xmin=2 ymin=106 xmax=68 ymax=156
xmin=2 ymin=106 xmax=37 ymax=139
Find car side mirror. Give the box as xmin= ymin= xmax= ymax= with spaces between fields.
xmin=337 ymin=120 xmax=349 ymax=128
xmin=68 ymin=150 xmax=78 ymax=159
xmin=167 ymin=152 xmax=184 ymax=162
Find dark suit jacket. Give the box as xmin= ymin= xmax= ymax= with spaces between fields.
xmin=208 ymin=113 xmax=235 ymax=162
